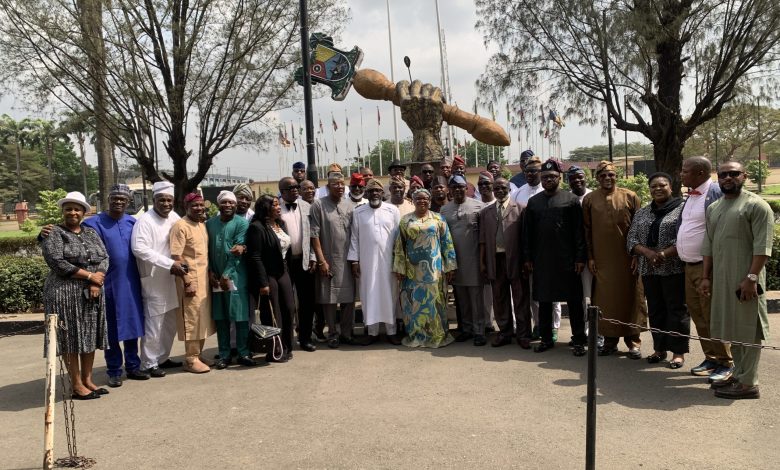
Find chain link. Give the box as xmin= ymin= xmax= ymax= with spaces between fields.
xmin=596 ymin=312 xmax=780 ymax=351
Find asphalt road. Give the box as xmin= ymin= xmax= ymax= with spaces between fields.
xmin=1 ymin=318 xmax=779 ymax=470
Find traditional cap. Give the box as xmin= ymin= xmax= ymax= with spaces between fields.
xmin=541 ymin=158 xmax=563 ymax=173
xmin=441 ymin=156 xmax=453 ymax=165
xmin=520 ymin=149 xmax=535 ymax=160
xmin=292 ymin=161 xmax=306 ymax=170
xmin=217 ymin=190 xmax=236 ymax=203
xmin=453 ymin=155 xmax=466 ymax=167
xmin=349 ymin=172 xmax=365 ymax=187
xmin=525 ymin=156 xmax=542 ymax=168
xmin=327 ymin=172 xmax=345 ymax=183
xmin=184 ymin=192 xmax=203 ymax=204
xmin=365 ymin=179 xmax=384 ymax=190
xmin=232 ymin=183 xmax=254 ymax=201
xmin=57 ymin=191 xmax=90 ymax=212
xmin=327 ymin=163 xmax=342 ymax=174
xmin=152 ymin=181 xmax=174 ymax=196
xmin=596 ymin=160 xmax=616 ymax=175
xmin=478 ymin=170 xmax=494 ymax=182
xmin=412 ymin=188 xmax=431 ymax=199
xmin=448 ymin=174 xmax=468 ymax=186
xmin=409 ymin=175 xmax=423 ymax=187
xmin=388 ymin=160 xmax=406 ymax=170
xmin=567 ymin=165 xmax=586 ymax=176
xmin=431 ymin=176 xmax=448 ymax=188
xmin=109 ymin=184 xmax=132 ymax=198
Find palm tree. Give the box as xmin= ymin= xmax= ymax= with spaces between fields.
xmin=60 ymin=111 xmax=94 ymax=195
xmin=0 ymin=115 xmax=33 ymax=201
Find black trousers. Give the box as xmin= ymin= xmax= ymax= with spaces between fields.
xmin=492 ymin=253 xmax=531 ymax=338
xmin=643 ymin=273 xmax=690 ymax=354
xmin=538 ymin=272 xmax=585 ymax=345
xmin=288 ymin=257 xmax=315 ymax=345
xmin=254 ymin=269 xmax=296 ymax=353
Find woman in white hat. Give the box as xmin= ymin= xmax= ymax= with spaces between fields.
xmin=41 ymin=191 xmax=109 ymax=400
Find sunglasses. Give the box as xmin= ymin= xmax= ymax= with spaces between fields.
xmin=524 ymin=169 xmax=540 ymax=174
xmin=422 ymin=170 xmax=434 ymax=174
xmin=282 ymin=185 xmax=300 ymax=191
xmin=718 ymin=170 xmax=743 ymax=179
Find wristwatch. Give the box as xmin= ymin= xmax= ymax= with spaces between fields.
xmin=747 ymin=273 xmax=758 ymax=282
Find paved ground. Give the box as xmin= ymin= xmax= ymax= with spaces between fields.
xmin=1 ymin=318 xmax=779 ymax=470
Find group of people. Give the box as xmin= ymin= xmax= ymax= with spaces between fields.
xmin=41 ymin=152 xmax=772 ymax=401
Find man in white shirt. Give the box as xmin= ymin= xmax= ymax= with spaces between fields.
xmin=233 ymin=183 xmax=255 ymax=221
xmin=511 ymin=156 xmax=543 ymax=205
xmin=278 ymin=177 xmax=317 ymax=352
xmin=315 ymin=163 xmax=343 ymax=199
xmin=347 ymin=172 xmax=368 ymax=208
xmin=677 ymin=156 xmax=732 ymax=382
xmin=131 ymin=181 xmax=186 ymax=377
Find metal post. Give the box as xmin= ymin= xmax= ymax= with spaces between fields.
xmin=624 ymin=94 xmax=629 ymax=176
xmin=43 ymin=314 xmax=57 ymax=470
xmin=756 ymin=96 xmax=762 ymax=193
xmin=586 ymin=305 xmax=598 ymax=470
xmin=386 ymin=0 xmax=401 ymax=162
xmin=607 ymin=103 xmax=613 ymax=163
xmin=299 ymin=0 xmax=318 ymax=186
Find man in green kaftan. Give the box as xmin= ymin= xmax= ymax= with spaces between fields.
xmin=207 ymin=191 xmax=256 ymax=368
xmin=701 ymin=162 xmax=772 ymax=400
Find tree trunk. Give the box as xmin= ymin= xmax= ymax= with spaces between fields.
xmin=78 ymin=134 xmax=88 ymax=196
xmin=46 ymin=138 xmax=53 ymax=189
xmin=78 ymin=0 xmax=114 ymax=209
xmin=15 ymin=141 xmax=23 ymax=201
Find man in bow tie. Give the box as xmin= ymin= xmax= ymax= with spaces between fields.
xmin=278 ymin=177 xmax=318 ymax=352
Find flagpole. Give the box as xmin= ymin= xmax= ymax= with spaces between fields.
xmin=377 ymin=106 xmax=383 ymax=175
xmin=435 ymin=0 xmax=454 ymax=156
xmin=360 ymin=107 xmax=365 ymax=168
xmin=386 ymin=0 xmax=401 ymax=163
xmin=299 ymin=0 xmax=317 ymax=186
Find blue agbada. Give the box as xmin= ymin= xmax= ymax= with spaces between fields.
xmin=82 ymin=212 xmax=145 ymax=341
xmin=206 ymin=215 xmax=249 ymax=322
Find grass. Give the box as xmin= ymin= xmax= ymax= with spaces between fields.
xmin=0 ymin=230 xmax=34 ymax=239
xmin=761 ymin=184 xmax=780 ymax=196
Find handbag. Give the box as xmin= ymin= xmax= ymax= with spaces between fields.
xmin=249 ymin=298 xmax=284 ymax=361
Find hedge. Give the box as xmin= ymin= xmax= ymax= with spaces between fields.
xmin=766 ymin=225 xmax=780 ymax=290
xmin=0 ymin=236 xmax=41 ymax=257
xmin=0 ymin=256 xmax=48 ymax=312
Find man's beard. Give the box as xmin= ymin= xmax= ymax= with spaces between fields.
xmin=369 ymin=199 xmax=382 ymax=208
xmin=720 ymin=181 xmax=743 ymax=195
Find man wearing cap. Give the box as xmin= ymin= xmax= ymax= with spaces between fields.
xmin=348 ymin=179 xmax=402 ymax=344
xmin=82 ymin=184 xmax=149 ymax=386
xmin=315 ymin=163 xmax=343 ymax=199
xmin=347 ymin=172 xmax=368 ymax=208
xmin=480 ymin=177 xmax=531 ymax=348
xmin=207 ymin=191 xmax=256 ymax=367
xmin=233 ymin=183 xmax=255 ymax=221
xmin=583 ymin=160 xmax=646 ymax=358
xmin=523 ymin=159 xmax=588 ymax=355
xmin=278 ymin=177 xmax=318 ymax=352
xmin=310 ymin=173 xmax=367 ymax=348
xmin=452 ymin=155 xmax=477 ymax=199
xmin=359 ymin=166 xmax=374 ymax=182
xmin=441 ymin=174 xmax=487 ymax=345
xmin=390 ymin=175 xmax=415 ymax=217
xmin=475 ymin=170 xmax=496 ymax=205
xmin=170 ymin=192 xmax=215 ymax=373
xmin=131 ymin=181 xmax=186 ymax=377
xmin=292 ymin=161 xmax=307 ymax=185
xmin=386 ymin=160 xmax=407 ymax=200
xmin=567 ymin=165 xmax=596 ymax=342
xmin=510 ymin=149 xmax=535 ymax=191
xmin=406 ymin=175 xmax=424 ymax=201
xmin=439 ymin=157 xmax=452 ymax=181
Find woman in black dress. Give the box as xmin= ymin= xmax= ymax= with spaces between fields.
xmin=42 ymin=192 xmax=109 ymax=400
xmin=245 ymin=195 xmax=296 ymax=362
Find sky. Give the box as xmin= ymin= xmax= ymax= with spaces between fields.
xmin=0 ymin=0 xmax=619 ymax=183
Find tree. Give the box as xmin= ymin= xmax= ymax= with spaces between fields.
xmin=0 ymin=0 xmax=347 ymax=209
xmin=569 ymin=142 xmax=654 ymax=162
xmin=684 ymin=104 xmax=780 ymax=163
xmin=744 ymin=159 xmax=770 ymax=186
xmin=475 ymin=0 xmax=780 ymax=194
xmin=347 ymin=139 xmax=413 ymax=175
xmin=0 ymin=114 xmax=33 ymax=201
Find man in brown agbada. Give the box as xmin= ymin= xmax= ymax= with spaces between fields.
xmin=583 ymin=161 xmax=647 ymax=358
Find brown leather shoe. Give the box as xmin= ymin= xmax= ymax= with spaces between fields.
xmin=714 ymin=383 xmax=760 ymax=400
xmin=710 ymin=375 xmax=737 ymax=389
xmin=491 ymin=334 xmax=513 ymax=347
xmin=184 ymin=357 xmax=211 ymax=374
xmin=518 ymin=338 xmax=532 ymax=349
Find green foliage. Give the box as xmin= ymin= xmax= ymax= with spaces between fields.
xmin=0 ymin=235 xmax=39 ymax=255
xmin=20 ymin=218 xmax=37 ymax=233
xmin=583 ymin=169 xmax=651 ymax=205
xmin=568 ymin=142 xmax=654 ymax=162
xmin=766 ymin=225 xmax=780 ymax=290
xmin=0 ymin=255 xmax=48 ymax=312
xmin=36 ymin=189 xmax=67 ymax=226
xmin=766 ymin=199 xmax=780 ymax=214
xmin=744 ymin=159 xmax=771 ymax=185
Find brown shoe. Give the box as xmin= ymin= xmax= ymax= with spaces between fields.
xmin=710 ymin=375 xmax=738 ymax=389
xmin=518 ymin=338 xmax=532 ymax=349
xmin=387 ymin=334 xmax=402 ymax=346
xmin=184 ymin=357 xmax=211 ymax=374
xmin=491 ymin=334 xmax=513 ymax=347
xmin=714 ymin=383 xmax=760 ymax=400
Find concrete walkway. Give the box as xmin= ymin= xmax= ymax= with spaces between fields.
xmin=1 ymin=318 xmax=779 ymax=469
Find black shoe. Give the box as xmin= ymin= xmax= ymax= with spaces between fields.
xmin=300 ymin=342 xmax=317 ymax=352
xmin=230 ymin=348 xmax=239 ymax=358
xmin=92 ymin=387 xmax=109 ymax=395
xmin=237 ymin=355 xmax=257 ymax=367
xmin=214 ymin=358 xmax=230 ymax=370
xmin=388 ymin=334 xmax=403 ymax=346
xmin=339 ymin=335 xmax=371 ymax=346
xmin=327 ymin=337 xmax=340 ymax=349
xmin=313 ymin=329 xmax=327 ymax=343
xmin=145 ymin=366 xmax=166 ymax=378
xmin=597 ymin=347 xmax=618 ymax=357
xmin=126 ymin=369 xmax=151 ymax=381
xmin=473 ymin=335 xmax=487 ymax=346
xmin=572 ymin=345 xmax=587 ymax=357
xmin=159 ymin=359 xmax=182 ymax=369
xmin=284 ymin=351 xmax=294 ymax=361
xmin=455 ymin=332 xmax=474 ymax=343
xmin=107 ymin=376 xmax=123 ymax=388
xmin=71 ymin=390 xmax=100 ymax=400
xmin=534 ymin=341 xmax=554 ymax=353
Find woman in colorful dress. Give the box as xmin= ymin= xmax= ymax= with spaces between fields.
xmin=393 ymin=189 xmax=457 ymax=348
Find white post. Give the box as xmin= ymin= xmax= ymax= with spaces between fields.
xmin=386 ymin=0 xmax=401 ymax=162
xmin=43 ymin=314 xmax=57 ymax=470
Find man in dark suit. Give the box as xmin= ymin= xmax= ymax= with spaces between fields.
xmin=278 ymin=177 xmax=318 ymax=352
xmin=480 ymin=178 xmax=532 ymax=348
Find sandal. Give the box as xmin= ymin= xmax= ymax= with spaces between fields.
xmin=669 ymin=357 xmax=685 ymax=369
xmin=646 ymin=352 xmax=667 ymax=364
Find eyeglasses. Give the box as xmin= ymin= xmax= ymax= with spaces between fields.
xmin=477 ymin=181 xmax=492 ymax=186
xmin=718 ymin=170 xmax=743 ymax=179
xmin=525 ymin=169 xmax=540 ymax=174
xmin=422 ymin=170 xmax=434 ymax=174
xmin=599 ymin=173 xmax=617 ymax=178
xmin=282 ymin=185 xmax=300 ymax=191
xmin=541 ymin=174 xmax=560 ymax=180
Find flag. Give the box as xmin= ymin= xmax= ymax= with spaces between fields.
xmin=490 ymin=103 xmax=496 ymax=121
xmin=335 ymin=141 xmax=339 ymax=154
xmin=474 ymin=101 xmax=478 ymax=115
xmin=345 ymin=114 xmax=349 ymax=129
xmin=278 ymin=129 xmax=290 ymax=148
xmin=319 ymin=116 xmax=323 ymax=134
xmin=539 ymin=105 xmax=546 ymax=126
xmin=324 ymin=141 xmax=329 ymax=152
xmin=357 ymin=141 xmax=361 ymax=157
xmin=292 ymin=138 xmax=297 ymax=152
xmin=377 ymin=106 xmax=381 ymax=125
xmin=332 ymin=113 xmax=338 ymax=131
xmin=549 ymin=110 xmax=564 ymax=127
xmin=506 ymin=102 xmax=510 ymax=122
xmin=316 ymin=138 xmax=322 ymax=150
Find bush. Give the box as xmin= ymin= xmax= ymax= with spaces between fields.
xmin=0 ymin=236 xmax=41 ymax=256
xmin=20 ymin=218 xmax=38 ymax=233
xmin=0 ymin=256 xmax=49 ymax=312
xmin=36 ymin=189 xmax=67 ymax=226
xmin=745 ymin=159 xmax=770 ymax=186
xmin=767 ymin=225 xmax=780 ymax=291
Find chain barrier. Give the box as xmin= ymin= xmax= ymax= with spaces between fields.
xmin=597 ymin=313 xmax=780 ymax=351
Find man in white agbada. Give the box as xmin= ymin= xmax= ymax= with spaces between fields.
xmin=348 ymin=179 xmax=402 ymax=344
xmin=131 ymin=181 xmax=186 ymax=377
